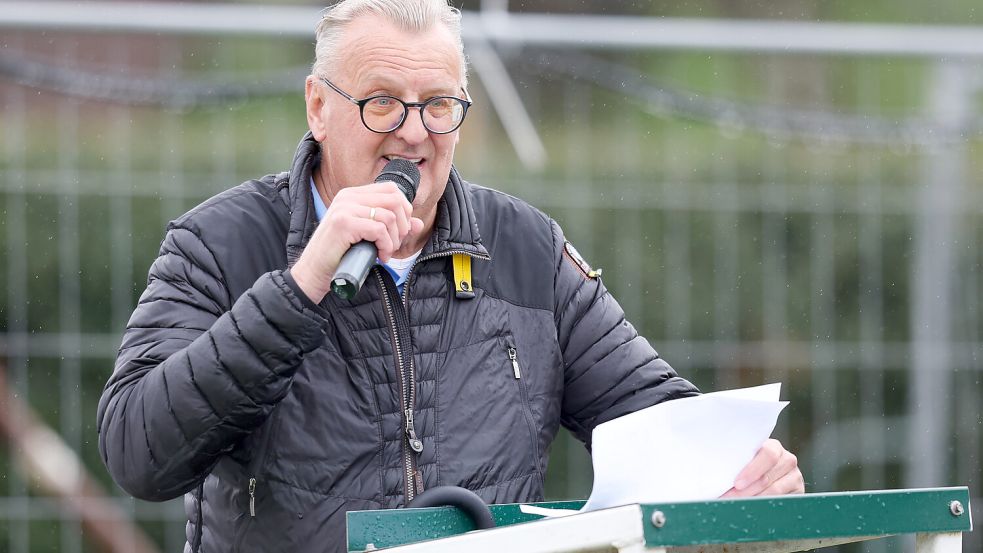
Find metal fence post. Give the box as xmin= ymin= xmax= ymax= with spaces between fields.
xmin=907 ymin=60 xmax=973 ymax=489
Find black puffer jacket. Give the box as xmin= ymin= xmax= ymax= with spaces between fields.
xmin=97 ymin=132 xmax=699 ymax=553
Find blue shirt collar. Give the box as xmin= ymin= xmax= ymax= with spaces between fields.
xmin=310 ymin=176 xmax=328 ymax=221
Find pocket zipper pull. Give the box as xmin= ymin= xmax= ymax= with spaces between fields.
xmin=508 ymin=346 xmax=521 ymax=379
xmin=248 ymin=478 xmax=257 ymax=517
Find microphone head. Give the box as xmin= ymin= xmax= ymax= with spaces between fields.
xmin=376 ymin=158 xmax=421 ymax=202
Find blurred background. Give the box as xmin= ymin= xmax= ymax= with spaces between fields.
xmin=1 ymin=0 xmax=982 ymax=551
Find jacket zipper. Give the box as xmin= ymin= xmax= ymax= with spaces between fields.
xmin=248 ymin=477 xmax=257 ymax=516
xmin=375 ymin=269 xmax=422 ymax=503
xmin=232 ymin=407 xmax=282 ymax=551
xmin=413 ymin=249 xmax=489 ymax=269
xmin=232 ymin=408 xmax=280 ymax=553
xmin=506 ymin=337 xmax=544 ymax=475
xmin=232 ymin=477 xmax=257 ymax=552
xmin=376 ymin=249 xmax=489 ymax=503
xmin=242 ymin=407 xmax=281 ymax=519
xmin=192 ymin=482 xmax=204 ymax=552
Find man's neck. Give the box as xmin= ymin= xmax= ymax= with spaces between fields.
xmin=393 ymin=225 xmax=431 ymax=258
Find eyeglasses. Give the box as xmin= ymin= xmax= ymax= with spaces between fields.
xmin=319 ymin=77 xmax=472 ymax=135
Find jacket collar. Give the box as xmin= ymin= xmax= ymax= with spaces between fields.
xmin=285 ymin=131 xmax=489 ymax=266
xmin=285 ymin=132 xmax=321 ymax=267
xmin=424 ymin=166 xmax=490 ymax=260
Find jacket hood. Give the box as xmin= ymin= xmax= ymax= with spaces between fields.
xmin=285 ymin=131 xmax=488 ymax=265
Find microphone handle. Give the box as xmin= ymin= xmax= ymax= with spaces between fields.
xmin=330 ymin=240 xmax=378 ymax=300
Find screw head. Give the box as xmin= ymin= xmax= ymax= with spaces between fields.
xmin=950 ymin=500 xmax=965 ymax=516
xmin=651 ymin=510 xmax=666 ymax=528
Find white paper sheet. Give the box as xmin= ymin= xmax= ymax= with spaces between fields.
xmin=579 ymin=383 xmax=788 ymax=511
xmin=518 ymin=504 xmax=580 ymax=517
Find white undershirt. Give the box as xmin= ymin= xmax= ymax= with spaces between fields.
xmin=385 ymin=250 xmax=422 ymax=285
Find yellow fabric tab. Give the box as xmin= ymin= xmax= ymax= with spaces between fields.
xmin=452 ymin=253 xmax=474 ymax=299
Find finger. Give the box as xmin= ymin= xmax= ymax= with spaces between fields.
xmin=737 ymin=449 xmax=799 ymax=497
xmin=765 ymin=450 xmax=802 ymax=494
xmin=338 ymin=181 xmax=411 ymax=196
xmin=378 ymin=183 xmax=415 ymax=236
xmin=328 ymin=191 xmax=410 ymax=236
xmin=365 ymin=206 xmax=402 ymax=256
xmin=384 ymin=200 xmax=411 ymax=240
xmin=394 ymin=183 xmax=416 ymax=220
xmin=759 ymin=467 xmax=805 ymax=496
xmin=733 ymin=439 xmax=782 ymax=491
xmin=341 ymin=189 xmax=412 ymax=239
xmin=386 ymin=215 xmax=402 ymax=258
xmin=334 ymin=182 xmax=412 ymax=212
xmin=342 ymin=215 xmax=396 ymax=262
xmin=375 ymin=179 xmax=417 ymax=208
xmin=766 ymin=449 xmax=798 ymax=485
xmin=352 ymin=180 xmax=416 ymax=210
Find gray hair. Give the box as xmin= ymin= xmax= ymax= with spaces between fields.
xmin=312 ymin=0 xmax=468 ymax=87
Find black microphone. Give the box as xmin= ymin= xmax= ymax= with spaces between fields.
xmin=330 ymin=158 xmax=420 ymax=300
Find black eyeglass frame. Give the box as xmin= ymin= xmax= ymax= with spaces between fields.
xmin=319 ymin=77 xmax=472 ymax=135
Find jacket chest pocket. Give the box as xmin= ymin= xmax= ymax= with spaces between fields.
xmin=503 ymin=336 xmax=544 ymax=473
xmin=435 ymin=333 xmax=544 ymax=489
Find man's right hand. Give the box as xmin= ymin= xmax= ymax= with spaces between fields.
xmin=290 ymin=181 xmax=424 ymax=304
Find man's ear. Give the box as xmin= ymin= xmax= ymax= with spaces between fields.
xmin=305 ymin=76 xmax=328 ymax=142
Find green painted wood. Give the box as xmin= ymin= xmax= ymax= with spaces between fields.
xmin=346 ymin=488 xmax=972 ymax=552
xmin=641 ymin=487 xmax=971 ymax=546
xmin=346 ymin=500 xmax=584 ymax=551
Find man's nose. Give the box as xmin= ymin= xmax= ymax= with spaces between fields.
xmin=393 ymin=108 xmax=429 ymax=144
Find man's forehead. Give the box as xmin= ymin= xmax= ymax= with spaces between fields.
xmin=335 ymin=14 xmax=462 ymax=84
xmin=354 ymin=70 xmax=460 ymax=94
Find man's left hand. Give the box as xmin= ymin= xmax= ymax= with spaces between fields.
xmin=720 ymin=438 xmax=804 ymax=497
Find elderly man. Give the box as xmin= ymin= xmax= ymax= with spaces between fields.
xmin=97 ymin=1 xmax=803 ymax=551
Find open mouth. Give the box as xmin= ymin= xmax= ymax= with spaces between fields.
xmin=383 ymin=155 xmax=425 ymax=169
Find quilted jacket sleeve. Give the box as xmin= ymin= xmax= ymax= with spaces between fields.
xmin=551 ymin=220 xmax=700 ymax=447
xmin=96 ymin=224 xmax=326 ymax=501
